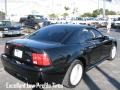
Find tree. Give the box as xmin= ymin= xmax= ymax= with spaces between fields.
xmin=81 ymin=8 xmax=117 ymax=17
xmin=81 ymin=12 xmax=92 ymax=17
xmin=109 ymin=11 xmax=116 ymax=15
xmin=106 ymin=10 xmax=116 ymax=15
xmin=72 ymin=8 xmax=78 ymax=15
xmin=62 ymin=13 xmax=68 ymax=19
xmin=0 ymin=11 xmax=5 ymax=15
xmin=93 ymin=9 xmax=101 ymax=16
xmin=48 ymin=13 xmax=58 ymax=20
xmin=64 ymin=6 xmax=70 ymax=11
xmin=99 ymin=8 xmax=104 ymax=14
xmin=63 ymin=6 xmax=70 ymax=20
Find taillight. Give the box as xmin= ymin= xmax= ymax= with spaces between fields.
xmin=32 ymin=53 xmax=52 ymax=66
xmin=14 ymin=44 xmax=23 ymax=47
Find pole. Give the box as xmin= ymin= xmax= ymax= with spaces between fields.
xmin=103 ymin=0 xmax=106 ymax=18
xmin=5 ymin=0 xmax=7 ymax=19
xmin=98 ymin=0 xmax=100 ymax=15
xmin=52 ymin=0 xmax=54 ymax=13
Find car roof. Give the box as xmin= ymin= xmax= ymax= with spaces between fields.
xmin=47 ymin=24 xmax=93 ymax=30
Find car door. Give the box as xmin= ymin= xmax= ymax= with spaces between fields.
xmin=90 ymin=28 xmax=112 ymax=59
xmin=87 ymin=30 xmax=104 ymax=64
xmin=79 ymin=28 xmax=101 ymax=64
xmin=26 ymin=15 xmax=35 ymax=26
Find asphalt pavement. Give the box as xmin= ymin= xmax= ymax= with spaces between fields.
xmin=0 ymin=28 xmax=120 ymax=90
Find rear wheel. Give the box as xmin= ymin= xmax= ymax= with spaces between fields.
xmin=62 ymin=60 xmax=84 ymax=88
xmin=108 ymin=45 xmax=117 ymax=60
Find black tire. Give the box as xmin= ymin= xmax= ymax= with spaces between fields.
xmin=108 ymin=44 xmax=117 ymax=61
xmin=62 ymin=60 xmax=84 ymax=88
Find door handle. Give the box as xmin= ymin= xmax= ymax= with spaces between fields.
xmin=84 ymin=46 xmax=94 ymax=51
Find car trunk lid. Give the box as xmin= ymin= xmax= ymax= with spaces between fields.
xmin=5 ymin=39 xmax=60 ymax=66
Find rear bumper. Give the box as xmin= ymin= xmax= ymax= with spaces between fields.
xmin=3 ymin=30 xmax=21 ymax=35
xmin=1 ymin=54 xmax=65 ymax=84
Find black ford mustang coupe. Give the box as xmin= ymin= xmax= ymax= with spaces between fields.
xmin=1 ymin=24 xmax=117 ymax=88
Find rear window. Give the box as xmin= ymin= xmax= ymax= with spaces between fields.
xmin=27 ymin=26 xmax=69 ymax=43
xmin=0 ymin=21 xmax=11 ymax=26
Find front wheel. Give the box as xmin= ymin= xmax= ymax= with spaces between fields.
xmin=108 ymin=45 xmax=117 ymax=60
xmin=62 ymin=60 xmax=84 ymax=88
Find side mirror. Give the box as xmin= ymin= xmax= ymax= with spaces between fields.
xmin=103 ymin=36 xmax=109 ymax=39
xmin=92 ymin=36 xmax=108 ymax=40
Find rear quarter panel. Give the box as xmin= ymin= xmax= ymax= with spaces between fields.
xmin=44 ymin=44 xmax=85 ymax=73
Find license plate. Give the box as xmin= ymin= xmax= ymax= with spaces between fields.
xmin=14 ymin=49 xmax=23 ymax=58
xmin=13 ymin=31 xmax=20 ymax=34
xmin=8 ymin=32 xmax=12 ymax=34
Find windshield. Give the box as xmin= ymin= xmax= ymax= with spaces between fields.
xmin=118 ymin=18 xmax=120 ymax=21
xmin=27 ymin=26 xmax=69 ymax=43
xmin=34 ymin=15 xmax=45 ymax=20
xmin=0 ymin=21 xmax=11 ymax=26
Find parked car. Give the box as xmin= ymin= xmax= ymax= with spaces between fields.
xmin=112 ymin=17 xmax=120 ymax=29
xmin=1 ymin=24 xmax=117 ymax=88
xmin=0 ymin=20 xmax=22 ymax=38
xmin=19 ymin=15 xmax=51 ymax=29
xmin=95 ymin=18 xmax=107 ymax=28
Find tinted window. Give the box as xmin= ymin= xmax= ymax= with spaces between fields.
xmin=64 ymin=30 xmax=81 ymax=44
xmin=79 ymin=29 xmax=94 ymax=43
xmin=90 ymin=28 xmax=103 ymax=38
xmin=28 ymin=26 xmax=69 ymax=43
xmin=0 ymin=21 xmax=11 ymax=26
xmin=64 ymin=28 xmax=94 ymax=44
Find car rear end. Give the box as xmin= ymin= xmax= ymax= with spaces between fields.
xmin=1 ymin=39 xmax=64 ymax=84
xmin=0 ymin=20 xmax=22 ymax=36
xmin=1 ymin=41 xmax=55 ymax=84
xmin=3 ymin=26 xmax=22 ymax=35
xmin=1 ymin=25 xmax=75 ymax=84
xmin=114 ymin=21 xmax=120 ymax=28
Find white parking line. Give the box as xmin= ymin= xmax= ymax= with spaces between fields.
xmin=0 ymin=45 xmax=4 ymax=55
xmin=0 ymin=68 xmax=4 ymax=72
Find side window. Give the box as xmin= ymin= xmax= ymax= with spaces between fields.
xmin=79 ymin=29 xmax=94 ymax=43
xmin=28 ymin=15 xmax=34 ymax=19
xmin=64 ymin=28 xmax=95 ymax=44
xmin=90 ymin=29 xmax=103 ymax=38
xmin=79 ymin=31 xmax=87 ymax=43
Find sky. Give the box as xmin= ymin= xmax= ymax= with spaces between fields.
xmin=0 ymin=0 xmax=120 ymax=17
